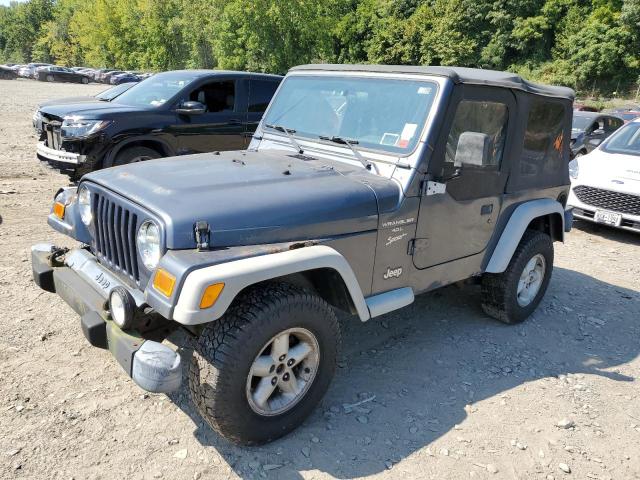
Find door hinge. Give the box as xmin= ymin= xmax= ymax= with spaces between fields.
xmin=407 ymin=239 xmax=416 ymax=255
xmin=421 ymin=179 xmax=446 ymax=196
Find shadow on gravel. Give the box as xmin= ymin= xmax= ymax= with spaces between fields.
xmin=168 ymin=266 xmax=639 ymax=479
xmin=572 ymin=219 xmax=640 ymax=246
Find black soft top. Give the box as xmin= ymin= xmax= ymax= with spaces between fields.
xmin=290 ymin=64 xmax=575 ymax=101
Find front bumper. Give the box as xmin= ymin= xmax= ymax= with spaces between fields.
xmin=568 ymin=187 xmax=640 ymax=233
xmin=37 ymin=141 xmax=86 ymax=165
xmin=31 ymin=245 xmax=181 ymax=393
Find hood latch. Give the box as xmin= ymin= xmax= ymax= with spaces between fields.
xmin=194 ymin=221 xmax=211 ymax=251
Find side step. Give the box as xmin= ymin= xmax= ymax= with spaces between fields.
xmin=365 ymin=287 xmax=414 ymax=320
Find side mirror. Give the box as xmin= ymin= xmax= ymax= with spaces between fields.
xmin=454 ymin=131 xmax=491 ymax=168
xmin=588 ymin=138 xmax=602 ymax=147
xmin=176 ymin=100 xmax=206 ymax=115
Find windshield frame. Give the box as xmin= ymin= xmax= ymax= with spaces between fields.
xmin=259 ymin=71 xmax=442 ymax=160
xmin=112 ymin=71 xmax=201 ymax=109
xmin=601 ymin=120 xmax=640 ymax=157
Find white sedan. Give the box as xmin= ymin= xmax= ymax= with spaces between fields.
xmin=568 ymin=118 xmax=640 ymax=233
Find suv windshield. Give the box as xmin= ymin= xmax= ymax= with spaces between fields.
xmin=115 ymin=71 xmax=197 ymax=107
xmin=263 ymin=75 xmax=438 ymax=155
xmin=95 ymin=82 xmax=136 ymax=101
xmin=602 ymin=122 xmax=640 ymax=157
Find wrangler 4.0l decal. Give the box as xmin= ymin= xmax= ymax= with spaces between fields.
xmin=382 ymin=217 xmax=415 ymax=229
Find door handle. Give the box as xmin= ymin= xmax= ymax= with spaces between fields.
xmin=228 ymin=119 xmax=242 ymax=125
xmin=481 ymin=204 xmax=493 ymax=215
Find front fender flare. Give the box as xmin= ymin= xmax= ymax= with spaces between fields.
xmin=172 ymin=245 xmax=371 ymax=325
xmin=485 ymin=198 xmax=564 ymax=273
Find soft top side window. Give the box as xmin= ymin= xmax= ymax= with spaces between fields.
xmin=442 ymin=100 xmax=508 ymax=177
xmin=520 ymin=99 xmax=565 ymax=177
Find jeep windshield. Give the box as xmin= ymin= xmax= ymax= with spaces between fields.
xmin=114 ymin=71 xmax=198 ymax=108
xmin=263 ymin=75 xmax=438 ymax=155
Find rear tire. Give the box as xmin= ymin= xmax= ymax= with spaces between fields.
xmin=113 ymin=146 xmax=161 ymax=166
xmin=481 ymin=230 xmax=553 ymax=324
xmin=188 ymin=282 xmax=340 ymax=445
xmin=81 ymin=77 xmax=89 ymax=84
xmin=46 ymin=74 xmax=54 ymax=82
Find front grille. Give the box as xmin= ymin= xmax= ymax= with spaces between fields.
xmin=43 ymin=119 xmax=62 ymax=150
xmin=573 ymin=185 xmax=640 ymax=216
xmin=92 ymin=193 xmax=140 ymax=282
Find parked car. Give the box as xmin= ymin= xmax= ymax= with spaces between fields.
xmin=35 ymin=70 xmax=282 ymax=180
xmin=574 ymin=103 xmax=599 ymax=112
xmin=92 ymin=68 xmax=119 ymax=83
xmin=36 ymin=65 xmax=92 ymax=84
xmin=110 ymin=72 xmax=140 ymax=85
xmin=617 ymin=110 xmax=640 ymax=123
xmin=100 ymin=70 xmax=125 ymax=84
xmin=33 ymin=82 xmax=139 ymax=132
xmin=571 ymin=112 xmax=623 ymax=158
xmin=18 ymin=62 xmax=51 ymax=78
xmin=568 ymin=118 xmax=640 ymax=233
xmin=31 ymin=64 xmax=574 ymax=445
xmin=0 ymin=65 xmax=18 ymax=80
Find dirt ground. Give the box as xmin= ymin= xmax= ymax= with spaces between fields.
xmin=0 ymin=78 xmax=639 ymax=480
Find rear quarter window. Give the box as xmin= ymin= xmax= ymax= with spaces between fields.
xmin=520 ymin=100 xmax=566 ymax=179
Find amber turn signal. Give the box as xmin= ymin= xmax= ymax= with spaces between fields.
xmin=200 ymin=283 xmax=225 ymax=309
xmin=153 ymin=268 xmax=176 ymax=297
xmin=53 ymin=202 xmax=65 ymax=219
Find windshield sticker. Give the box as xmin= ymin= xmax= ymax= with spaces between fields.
xmin=418 ymin=86 xmax=432 ymax=95
xmin=381 ymin=133 xmax=400 ymax=146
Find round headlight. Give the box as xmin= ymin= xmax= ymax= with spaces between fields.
xmin=137 ymin=220 xmax=161 ymax=270
xmin=78 ymin=186 xmax=92 ymax=225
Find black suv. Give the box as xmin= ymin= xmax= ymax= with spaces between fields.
xmin=34 ymin=70 xmax=282 ymax=180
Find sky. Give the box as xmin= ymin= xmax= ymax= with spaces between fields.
xmin=0 ymin=0 xmax=27 ymax=6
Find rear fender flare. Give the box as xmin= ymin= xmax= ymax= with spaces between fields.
xmin=485 ymin=198 xmax=565 ymax=273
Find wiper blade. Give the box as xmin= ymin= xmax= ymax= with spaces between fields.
xmin=318 ymin=135 xmax=377 ymax=172
xmin=320 ymin=135 xmax=413 ymax=170
xmin=264 ymin=123 xmax=303 ymax=154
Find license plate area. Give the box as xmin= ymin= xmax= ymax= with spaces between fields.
xmin=594 ymin=210 xmax=622 ymax=226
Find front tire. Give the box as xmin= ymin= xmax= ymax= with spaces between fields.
xmin=46 ymin=74 xmax=54 ymax=82
xmin=188 ymin=283 xmax=340 ymax=445
xmin=113 ymin=146 xmax=161 ymax=166
xmin=481 ymin=230 xmax=553 ymax=324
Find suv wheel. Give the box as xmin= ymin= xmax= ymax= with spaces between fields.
xmin=113 ymin=146 xmax=161 ymax=166
xmin=81 ymin=77 xmax=89 ymax=84
xmin=188 ymin=283 xmax=340 ymax=445
xmin=46 ymin=74 xmax=54 ymax=82
xmin=481 ymin=230 xmax=553 ymax=324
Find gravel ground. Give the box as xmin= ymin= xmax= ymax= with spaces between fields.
xmin=1 ymin=78 xmax=639 ymax=480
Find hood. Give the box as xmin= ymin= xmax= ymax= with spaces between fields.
xmin=83 ymin=150 xmax=399 ymax=249
xmin=39 ymin=101 xmax=146 ymax=119
xmin=39 ymin=96 xmax=100 ymax=107
xmin=574 ymin=148 xmax=640 ymax=193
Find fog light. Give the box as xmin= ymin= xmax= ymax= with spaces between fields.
xmin=109 ymin=286 xmax=136 ymax=329
xmin=200 ymin=283 xmax=224 ymax=309
xmin=53 ymin=202 xmax=65 ymax=219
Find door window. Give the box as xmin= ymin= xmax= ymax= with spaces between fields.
xmin=442 ymin=100 xmax=508 ymax=176
xmin=189 ymin=81 xmax=236 ymax=113
xmin=248 ymin=80 xmax=279 ymax=112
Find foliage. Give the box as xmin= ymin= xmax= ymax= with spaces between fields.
xmin=1 ymin=0 xmax=639 ymax=95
